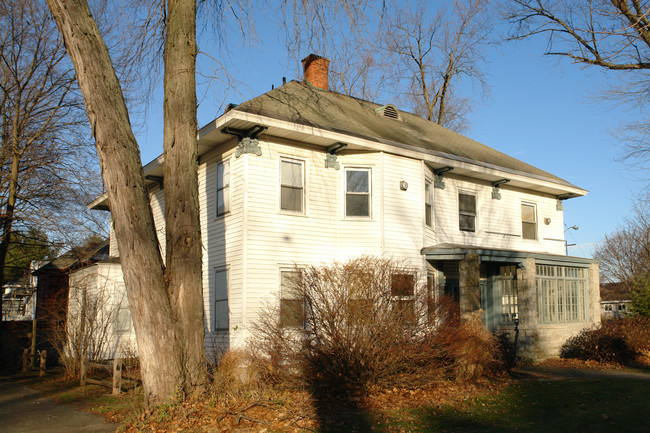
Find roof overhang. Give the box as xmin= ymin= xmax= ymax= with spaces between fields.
xmin=199 ymin=110 xmax=587 ymax=197
xmin=90 ymin=106 xmax=588 ymax=211
xmin=421 ymin=244 xmax=597 ymax=268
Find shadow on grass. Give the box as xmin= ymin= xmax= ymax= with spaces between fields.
xmin=309 ymin=377 xmax=382 ymax=433
xmin=416 ymin=379 xmax=650 ymax=433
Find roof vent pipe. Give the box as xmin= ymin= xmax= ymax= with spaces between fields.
xmin=301 ymin=54 xmax=330 ymax=90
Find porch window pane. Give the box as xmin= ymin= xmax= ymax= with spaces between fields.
xmin=537 ymin=265 xmax=588 ymax=323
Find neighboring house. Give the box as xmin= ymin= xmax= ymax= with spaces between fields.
xmin=600 ymin=282 xmax=632 ymax=320
xmin=90 ymin=54 xmax=599 ymax=361
xmin=32 ymin=240 xmax=110 ymax=321
xmin=35 ymin=240 xmax=134 ymax=360
xmin=2 ymin=261 xmax=45 ymax=321
xmin=2 ymin=276 xmax=35 ymax=321
xmin=67 ymin=257 xmax=134 ymax=360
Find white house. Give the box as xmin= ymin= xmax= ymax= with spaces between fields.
xmin=88 ymin=54 xmax=599 ymax=361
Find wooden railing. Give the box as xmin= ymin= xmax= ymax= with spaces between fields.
xmin=80 ymin=355 xmax=123 ymax=395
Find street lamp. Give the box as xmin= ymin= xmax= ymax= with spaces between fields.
xmin=565 ymin=225 xmax=579 ymax=255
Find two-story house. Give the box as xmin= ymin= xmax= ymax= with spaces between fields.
xmin=85 ymin=54 xmax=599 ymax=361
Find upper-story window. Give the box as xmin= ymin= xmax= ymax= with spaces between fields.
xmin=345 ymin=168 xmax=371 ymax=217
xmin=280 ymin=159 xmax=304 ymax=213
xmin=216 ymin=160 xmax=230 ymax=216
xmin=425 ymin=179 xmax=433 ymax=228
xmin=458 ymin=192 xmax=476 ymax=232
xmin=521 ymin=202 xmax=537 ymax=240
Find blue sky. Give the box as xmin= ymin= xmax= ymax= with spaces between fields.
xmin=131 ymin=14 xmax=644 ymax=259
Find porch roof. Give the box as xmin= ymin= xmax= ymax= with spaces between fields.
xmin=421 ymin=244 xmax=597 ymax=268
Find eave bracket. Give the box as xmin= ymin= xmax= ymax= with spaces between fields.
xmin=325 ymin=142 xmax=347 ymax=170
xmin=221 ymin=125 xmax=267 ymax=158
xmin=433 ymin=166 xmax=453 ymax=189
xmin=491 ymin=179 xmax=510 ymax=200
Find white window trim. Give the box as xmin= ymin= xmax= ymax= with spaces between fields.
xmin=214 ymin=267 xmax=229 ymax=332
xmin=216 ymin=159 xmax=231 ymax=218
xmin=344 ymin=167 xmax=372 ymax=219
xmin=458 ymin=190 xmax=478 ymax=233
xmin=521 ymin=201 xmax=538 ymax=241
xmin=279 ymin=157 xmax=306 ymax=215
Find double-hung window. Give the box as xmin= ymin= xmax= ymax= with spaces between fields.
xmin=521 ymin=203 xmax=537 ymax=240
xmin=458 ymin=193 xmax=476 ymax=232
xmin=280 ymin=159 xmax=304 ymax=213
xmin=214 ymin=269 xmax=229 ymax=331
xmin=425 ymin=180 xmax=433 ymax=227
xmin=280 ymin=271 xmax=304 ymax=328
xmin=216 ymin=160 xmax=230 ymax=216
xmin=345 ymin=168 xmax=371 ymax=217
xmin=391 ymin=273 xmax=415 ymax=325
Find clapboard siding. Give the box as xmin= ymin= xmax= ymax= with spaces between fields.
xmin=69 ymin=262 xmax=135 ymax=360
xmin=434 ymin=174 xmax=565 ymax=255
xmin=149 ymin=187 xmax=166 ymax=261
xmin=104 ymin=135 xmax=571 ymax=355
xmin=243 ymin=141 xmax=339 ymax=341
xmin=382 ymin=153 xmax=427 ymax=261
xmin=199 ymin=143 xmax=246 ymax=352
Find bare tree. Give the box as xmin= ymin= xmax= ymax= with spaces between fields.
xmin=275 ymin=0 xmax=393 ymax=100
xmin=594 ymin=198 xmax=650 ymax=289
xmin=0 ymin=0 xmax=108 ymax=322
xmin=505 ymin=0 xmax=650 ymax=167
xmin=507 ymin=0 xmax=650 ymax=70
xmin=382 ymin=0 xmax=493 ymax=131
xmin=275 ymin=0 xmax=494 ymax=130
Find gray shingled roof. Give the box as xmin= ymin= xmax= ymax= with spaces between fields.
xmin=233 ymin=80 xmax=572 ymax=186
xmin=34 ymin=240 xmax=109 ymax=273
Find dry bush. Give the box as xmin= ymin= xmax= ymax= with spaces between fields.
xmin=561 ymin=317 xmax=650 ymax=365
xmin=251 ymin=257 xmax=504 ymax=394
xmin=433 ymin=311 xmax=503 ymax=380
xmin=209 ymin=349 xmax=271 ymax=402
xmin=561 ymin=326 xmax=634 ymax=364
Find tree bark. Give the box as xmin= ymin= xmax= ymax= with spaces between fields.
xmin=46 ymin=0 xmax=205 ymax=406
xmin=162 ymin=0 xmax=207 ymax=394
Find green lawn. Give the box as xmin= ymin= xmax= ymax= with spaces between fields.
xmin=381 ymin=379 xmax=650 ymax=433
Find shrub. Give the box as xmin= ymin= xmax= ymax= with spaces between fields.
xmin=561 ymin=317 xmax=650 ymax=364
xmin=210 ymin=349 xmax=266 ymax=400
xmin=251 ymin=257 xmax=505 ymax=394
xmin=433 ymin=311 xmax=504 ymax=380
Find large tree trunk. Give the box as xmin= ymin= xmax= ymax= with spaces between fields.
xmin=46 ymin=0 xmax=206 ymax=406
xmin=162 ymin=0 xmax=207 ymax=394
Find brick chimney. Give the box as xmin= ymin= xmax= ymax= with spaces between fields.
xmin=301 ymin=54 xmax=330 ymax=90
